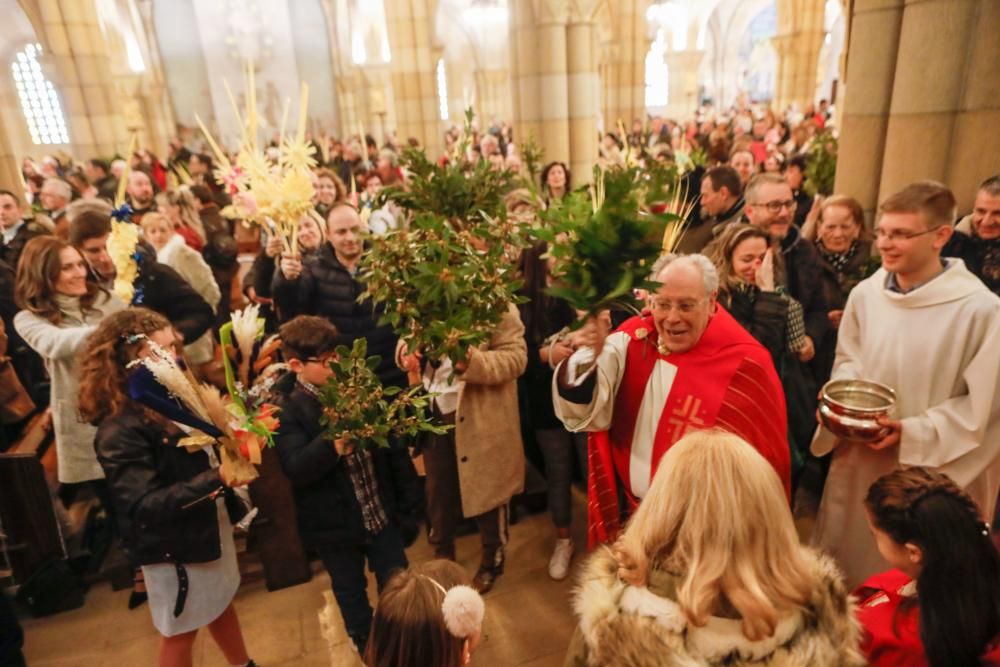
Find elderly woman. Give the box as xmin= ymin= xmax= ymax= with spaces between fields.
xmin=140 ymin=212 xmax=221 ymax=369
xmin=565 ymin=430 xmax=863 ymax=666
xmin=810 ymin=195 xmax=877 ymax=384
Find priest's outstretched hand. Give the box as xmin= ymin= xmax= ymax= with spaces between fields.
xmin=569 ymin=311 xmax=611 ymax=358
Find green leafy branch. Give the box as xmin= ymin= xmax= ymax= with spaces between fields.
xmin=318 ymin=338 xmax=450 ymax=450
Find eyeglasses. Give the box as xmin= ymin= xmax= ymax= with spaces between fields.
xmin=874 ymin=226 xmax=941 ymax=243
xmin=752 ymin=200 xmax=796 ymax=214
xmin=649 ymin=298 xmax=705 ymax=314
xmin=304 ymin=353 xmax=336 ymax=365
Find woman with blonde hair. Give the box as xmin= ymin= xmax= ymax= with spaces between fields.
xmin=157 ymin=187 xmax=207 ymax=251
xmin=140 ymin=212 xmax=220 ymax=369
xmin=565 ymin=429 xmax=863 ymax=667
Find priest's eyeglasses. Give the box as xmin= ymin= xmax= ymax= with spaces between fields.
xmin=874 ymin=226 xmax=941 ymax=243
xmin=649 ymin=298 xmax=703 ymax=314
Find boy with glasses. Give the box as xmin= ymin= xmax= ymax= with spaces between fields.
xmin=811 ymin=181 xmax=1000 ymax=587
xmin=274 ymin=315 xmax=420 ymax=654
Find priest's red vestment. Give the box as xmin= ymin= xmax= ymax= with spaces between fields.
xmin=553 ymin=306 xmax=790 ymax=547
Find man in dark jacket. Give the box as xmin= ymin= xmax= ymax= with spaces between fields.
xmin=743 ymin=173 xmax=828 ymax=457
xmin=272 ymin=203 xmax=406 ymax=388
xmin=678 ymin=166 xmax=745 ymax=254
xmin=274 ymin=316 xmax=419 ymax=653
xmin=0 ymin=190 xmax=49 ymax=271
xmin=68 ymin=211 xmax=215 ymax=344
xmin=943 ymin=174 xmax=1000 ymax=296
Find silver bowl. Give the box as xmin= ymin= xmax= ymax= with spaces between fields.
xmin=818 ymin=379 xmax=897 ymax=443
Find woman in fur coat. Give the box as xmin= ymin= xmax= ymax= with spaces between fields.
xmin=564 ymin=430 xmax=864 ymax=667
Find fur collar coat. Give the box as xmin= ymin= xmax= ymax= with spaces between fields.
xmin=564 ymin=547 xmax=864 ymax=667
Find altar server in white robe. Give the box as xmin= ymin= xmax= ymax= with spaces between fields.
xmin=812 ymin=181 xmax=1000 ymax=587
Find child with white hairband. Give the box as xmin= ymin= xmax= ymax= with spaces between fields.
xmin=365 ymin=560 xmax=486 ymax=667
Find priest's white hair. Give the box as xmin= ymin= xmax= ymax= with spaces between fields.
xmin=650 ymin=253 xmax=719 ymax=296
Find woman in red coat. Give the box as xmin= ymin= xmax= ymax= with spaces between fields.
xmin=857 ymin=467 xmax=1000 ymax=666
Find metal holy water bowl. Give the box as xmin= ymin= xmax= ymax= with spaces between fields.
xmin=818 ymin=379 xmax=897 ymax=443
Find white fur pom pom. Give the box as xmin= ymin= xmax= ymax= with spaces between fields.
xmin=441 ymin=585 xmax=485 ymax=638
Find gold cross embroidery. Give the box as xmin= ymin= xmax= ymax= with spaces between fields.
xmin=668 ymin=395 xmax=705 ymax=442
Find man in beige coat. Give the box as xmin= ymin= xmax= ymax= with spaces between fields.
xmin=399 ymin=303 xmax=527 ymax=593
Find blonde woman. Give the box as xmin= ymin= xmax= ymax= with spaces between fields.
xmin=140 ymin=212 xmax=220 ymax=367
xmin=157 ymin=188 xmax=207 ymax=251
xmin=565 ymin=430 xmax=863 ymax=667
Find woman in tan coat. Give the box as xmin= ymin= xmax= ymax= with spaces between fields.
xmin=399 ymin=303 xmax=527 ymax=594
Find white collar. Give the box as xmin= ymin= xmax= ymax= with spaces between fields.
xmin=2 ymin=220 xmax=24 ymax=244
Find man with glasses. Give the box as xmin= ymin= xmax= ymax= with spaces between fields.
xmin=553 ymin=254 xmax=790 ymax=547
xmin=741 ymin=172 xmax=829 ymax=464
xmin=811 ymin=181 xmax=1000 ymax=588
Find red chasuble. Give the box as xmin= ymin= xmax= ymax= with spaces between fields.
xmin=587 ymin=306 xmax=790 ymax=548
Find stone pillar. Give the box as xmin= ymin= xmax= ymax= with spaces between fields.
xmin=36 ymin=0 xmax=129 ymax=158
xmin=772 ymin=0 xmax=826 ymax=111
xmin=473 ymin=68 xmax=511 ymax=124
xmin=879 ymin=0 xmax=990 ymax=205
xmin=833 ymin=0 xmax=905 ymax=220
xmin=384 ymin=0 xmax=443 ymax=157
xmin=509 ymin=0 xmax=543 ymax=145
xmin=566 ymin=2 xmax=599 ymax=182
xmin=665 ymin=49 xmax=704 ymax=121
xmin=0 ymin=103 xmax=24 ymax=195
xmin=599 ymin=0 xmax=648 ymax=132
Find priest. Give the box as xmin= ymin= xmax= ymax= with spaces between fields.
xmin=553 ymin=254 xmax=790 ymax=547
xmin=811 ymin=181 xmax=1000 ymax=587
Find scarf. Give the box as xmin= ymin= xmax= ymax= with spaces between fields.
xmin=816 ymin=239 xmax=859 ymax=274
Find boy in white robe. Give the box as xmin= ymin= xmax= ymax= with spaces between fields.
xmin=811 ymin=181 xmax=1000 ymax=587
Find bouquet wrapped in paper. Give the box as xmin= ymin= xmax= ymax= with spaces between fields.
xmin=318 ymin=338 xmax=450 ymax=450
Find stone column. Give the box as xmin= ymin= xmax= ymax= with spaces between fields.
xmin=0 ymin=102 xmax=24 ymax=195
xmin=566 ymin=1 xmax=599 ymax=182
xmin=473 ymin=68 xmax=511 ymax=123
xmin=599 ymin=0 xmax=648 ymax=132
xmin=36 ymin=0 xmax=129 ymax=158
xmin=772 ymin=0 xmax=826 ymax=111
xmin=665 ymin=49 xmax=704 ymax=121
xmin=384 ymin=0 xmax=443 ymax=156
xmin=879 ymin=0 xmax=987 ymax=204
xmin=509 ymin=0 xmax=543 ymax=144
xmin=833 ymin=0 xmax=905 ymax=220
xmin=946 ymin=0 xmax=1000 ymax=206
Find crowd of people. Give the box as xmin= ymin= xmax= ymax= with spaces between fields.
xmin=1 ymin=100 xmax=999 ymax=667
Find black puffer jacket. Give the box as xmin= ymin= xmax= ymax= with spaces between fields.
xmin=272 ymin=244 xmax=405 ymax=387
xmin=780 ymin=225 xmax=830 ymax=345
xmin=135 ymin=249 xmax=215 ymax=344
xmin=274 ymin=384 xmax=422 ymax=548
xmin=94 ymin=402 xmax=244 ymax=565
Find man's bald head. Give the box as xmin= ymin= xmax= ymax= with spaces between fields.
xmin=326 ymin=203 xmax=363 ymax=264
xmin=127 ymin=170 xmax=154 ymax=207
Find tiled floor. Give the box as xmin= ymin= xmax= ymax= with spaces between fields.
xmin=19 ymin=490 xmax=588 ymax=666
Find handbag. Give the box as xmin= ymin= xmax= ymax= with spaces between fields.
xmin=0 ymin=320 xmax=35 ymax=425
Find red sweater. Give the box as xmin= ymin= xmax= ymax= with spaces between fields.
xmin=856 ymin=569 xmax=1000 ymax=667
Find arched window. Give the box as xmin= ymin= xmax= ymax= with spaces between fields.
xmin=11 ymin=43 xmax=69 ymax=145
xmin=645 ymin=28 xmax=669 ymax=112
xmin=436 ymin=58 xmax=449 ymax=121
